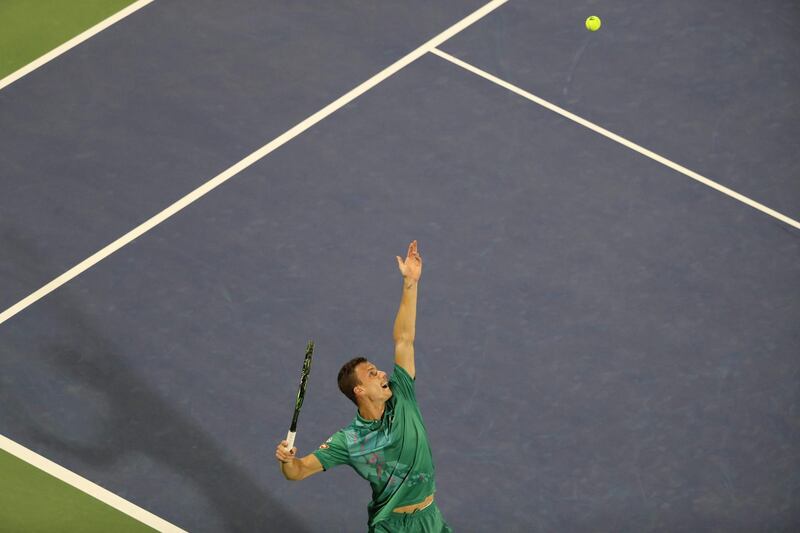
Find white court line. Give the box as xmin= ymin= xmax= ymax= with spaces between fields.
xmin=430 ymin=47 xmax=800 ymax=231
xmin=0 ymin=434 xmax=186 ymax=532
xmin=0 ymin=0 xmax=507 ymax=327
xmin=0 ymin=0 xmax=155 ymax=92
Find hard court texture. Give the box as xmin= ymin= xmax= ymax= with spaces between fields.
xmin=1 ymin=1 xmax=798 ymax=531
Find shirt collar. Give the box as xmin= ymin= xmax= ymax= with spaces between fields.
xmin=355 ymin=400 xmax=392 ymax=427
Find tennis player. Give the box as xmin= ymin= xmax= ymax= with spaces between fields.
xmin=275 ymin=240 xmax=452 ymax=532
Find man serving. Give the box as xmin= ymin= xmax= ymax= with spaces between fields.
xmin=275 ymin=240 xmax=452 ymax=532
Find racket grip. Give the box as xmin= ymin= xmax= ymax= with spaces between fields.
xmin=285 ymin=430 xmax=296 ymax=452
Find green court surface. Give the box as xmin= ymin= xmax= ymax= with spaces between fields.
xmin=0 ymin=0 xmax=138 ymax=78
xmin=0 ymin=449 xmax=155 ymax=532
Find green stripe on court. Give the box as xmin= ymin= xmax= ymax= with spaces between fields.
xmin=0 ymin=0 xmax=138 ymax=79
xmin=0 ymin=449 xmax=156 ymax=532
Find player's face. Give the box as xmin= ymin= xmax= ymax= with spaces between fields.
xmin=357 ymin=362 xmax=392 ymax=401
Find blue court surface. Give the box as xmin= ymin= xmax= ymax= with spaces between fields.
xmin=2 ymin=1 xmax=798 ymax=531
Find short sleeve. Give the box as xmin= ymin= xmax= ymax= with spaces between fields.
xmin=389 ymin=363 xmax=416 ymax=402
xmin=312 ymin=430 xmax=350 ymax=471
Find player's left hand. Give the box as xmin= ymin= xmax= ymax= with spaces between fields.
xmin=396 ymin=240 xmax=422 ymax=281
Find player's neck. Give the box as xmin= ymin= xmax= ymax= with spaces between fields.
xmin=358 ymin=399 xmax=385 ymax=421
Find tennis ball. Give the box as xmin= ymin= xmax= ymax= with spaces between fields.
xmin=585 ymin=16 xmax=601 ymax=31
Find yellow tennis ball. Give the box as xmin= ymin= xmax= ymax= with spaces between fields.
xmin=585 ymin=16 xmax=601 ymax=31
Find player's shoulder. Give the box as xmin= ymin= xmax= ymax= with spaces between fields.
xmin=389 ymin=363 xmax=417 ymax=401
xmin=391 ymin=363 xmax=415 ymax=383
xmin=340 ymin=419 xmax=364 ymax=441
xmin=320 ymin=426 xmax=353 ymax=450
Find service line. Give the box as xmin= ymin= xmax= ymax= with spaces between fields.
xmin=430 ymin=47 xmax=800 ymax=231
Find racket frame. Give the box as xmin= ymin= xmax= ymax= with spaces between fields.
xmin=283 ymin=340 xmax=314 ymax=452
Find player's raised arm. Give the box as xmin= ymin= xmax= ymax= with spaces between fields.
xmin=394 ymin=240 xmax=421 ymax=379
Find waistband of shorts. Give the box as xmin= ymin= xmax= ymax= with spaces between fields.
xmin=392 ymin=493 xmax=435 ymax=514
xmin=386 ymin=501 xmax=437 ymax=521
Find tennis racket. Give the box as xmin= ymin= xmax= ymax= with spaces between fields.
xmin=284 ymin=340 xmax=314 ymax=451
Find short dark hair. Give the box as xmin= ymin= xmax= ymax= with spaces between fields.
xmin=338 ymin=356 xmax=368 ymax=406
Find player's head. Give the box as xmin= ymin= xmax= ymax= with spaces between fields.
xmin=338 ymin=357 xmax=391 ymax=406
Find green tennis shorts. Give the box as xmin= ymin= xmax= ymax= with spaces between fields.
xmin=368 ymin=503 xmax=453 ymax=533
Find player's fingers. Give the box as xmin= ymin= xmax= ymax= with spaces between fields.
xmin=279 ymin=450 xmax=296 ymax=461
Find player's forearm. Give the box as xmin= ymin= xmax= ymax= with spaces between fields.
xmin=393 ymin=277 xmax=418 ymax=341
xmin=280 ymin=459 xmax=303 ymax=481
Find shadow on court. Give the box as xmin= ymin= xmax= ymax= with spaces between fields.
xmin=0 ymin=231 xmax=309 ymax=532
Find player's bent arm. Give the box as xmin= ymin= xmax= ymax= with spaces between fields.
xmin=281 ymin=453 xmax=324 ymax=481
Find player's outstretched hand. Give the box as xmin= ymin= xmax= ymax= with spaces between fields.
xmin=275 ymin=440 xmax=297 ymax=463
xmin=396 ymin=240 xmax=422 ymax=281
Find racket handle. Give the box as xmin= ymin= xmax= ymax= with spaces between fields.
xmin=285 ymin=430 xmax=296 ymax=451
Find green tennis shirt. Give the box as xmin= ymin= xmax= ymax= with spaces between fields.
xmin=313 ymin=364 xmax=436 ymax=526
